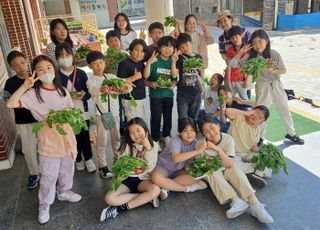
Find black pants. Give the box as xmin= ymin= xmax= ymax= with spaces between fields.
xmin=76 ymin=120 xmax=93 ymax=162
xmin=150 ymin=97 xmax=174 ymax=142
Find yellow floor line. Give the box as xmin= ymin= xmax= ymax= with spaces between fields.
xmin=283 ymin=65 xmax=320 ymax=76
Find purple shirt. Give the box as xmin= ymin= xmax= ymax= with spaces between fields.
xmin=157 ymin=136 xmax=197 ymax=173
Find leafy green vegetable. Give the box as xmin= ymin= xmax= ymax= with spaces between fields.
xmin=240 ymin=57 xmax=272 ymax=82
xmin=204 ymin=76 xmax=211 ymax=85
xmin=74 ymin=45 xmax=91 ymax=60
xmin=104 ymin=48 xmax=129 ymax=73
xmin=218 ymin=96 xmax=226 ymax=104
xmin=183 ymin=57 xmax=204 ymax=72
xmin=32 ymin=109 xmax=88 ymax=135
xmin=101 ymin=78 xmax=137 ymax=107
xmin=251 ymin=143 xmax=288 ymax=175
xmin=164 ymin=16 xmax=177 ymax=28
xmin=156 ymin=75 xmax=173 ymax=88
xmin=111 ymin=156 xmax=147 ymax=190
xmin=187 ymin=156 xmax=223 ymax=178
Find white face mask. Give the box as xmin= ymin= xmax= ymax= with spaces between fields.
xmin=58 ymin=56 xmax=73 ymax=68
xmin=39 ymin=73 xmax=55 ymax=84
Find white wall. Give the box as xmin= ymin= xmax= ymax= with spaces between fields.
xmin=79 ymin=0 xmax=112 ymax=28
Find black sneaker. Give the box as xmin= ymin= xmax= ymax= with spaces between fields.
xmin=99 ymin=166 xmax=113 ymax=179
xmin=27 ymin=175 xmax=40 ymax=189
xmin=100 ymin=206 xmax=118 ymax=222
xmin=285 ymin=134 xmax=305 ymax=145
xmin=246 ymin=173 xmax=267 ymax=189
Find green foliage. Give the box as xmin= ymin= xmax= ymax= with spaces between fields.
xmin=218 ymin=96 xmax=226 ymax=104
xmin=66 ymin=20 xmax=82 ymax=27
xmin=74 ymin=45 xmax=91 ymax=60
xmin=251 ymin=143 xmax=289 ymax=175
xmin=204 ymin=75 xmax=211 ymax=85
xmin=187 ymin=156 xmax=223 ymax=178
xmin=104 ymin=48 xmax=129 ymax=73
xmin=183 ymin=57 xmax=204 ymax=72
xmin=32 ymin=109 xmax=88 ymax=135
xmin=164 ymin=16 xmax=177 ymax=28
xmin=156 ymin=75 xmax=173 ymax=88
xmin=111 ymin=156 xmax=147 ymax=190
xmin=240 ymin=57 xmax=270 ymax=82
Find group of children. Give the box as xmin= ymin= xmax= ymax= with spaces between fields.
xmin=2 ymin=10 xmax=305 ymax=225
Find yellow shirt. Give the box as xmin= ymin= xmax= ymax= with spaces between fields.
xmin=227 ymin=115 xmax=260 ymax=153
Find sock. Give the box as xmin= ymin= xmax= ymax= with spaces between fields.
xmin=248 ymin=196 xmax=258 ymax=205
xmin=116 ymin=203 xmax=129 ymax=213
xmin=185 ymin=186 xmax=191 ymax=193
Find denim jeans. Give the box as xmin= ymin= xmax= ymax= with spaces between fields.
xmin=150 ymin=97 xmax=174 ymax=141
xmin=177 ymin=92 xmax=202 ymax=121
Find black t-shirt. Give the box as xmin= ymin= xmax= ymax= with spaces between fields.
xmin=117 ymin=58 xmax=146 ymax=100
xmin=3 ymin=75 xmax=37 ymax=124
xmin=176 ymin=53 xmax=203 ymax=97
xmin=59 ymin=67 xmax=91 ymax=112
xmin=144 ymin=44 xmax=159 ymax=61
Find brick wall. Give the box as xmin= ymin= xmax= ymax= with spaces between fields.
xmin=107 ymin=0 xmax=119 ymax=22
xmin=0 ymin=0 xmax=34 ymax=63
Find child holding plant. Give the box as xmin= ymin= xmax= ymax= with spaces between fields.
xmin=197 ymin=116 xmax=274 ymax=224
xmin=237 ymin=29 xmax=304 ymax=145
xmin=86 ymin=51 xmax=121 ymax=179
xmin=55 ymin=42 xmax=96 ymax=173
xmin=3 ymin=50 xmax=39 ymax=189
xmin=117 ymin=39 xmax=148 ymax=122
xmin=143 ymin=36 xmax=177 ymax=145
xmin=151 ymin=118 xmax=207 ymax=200
xmin=6 ymin=55 xmax=81 ymax=224
xmin=46 ymin=18 xmax=75 ymax=64
xmin=172 ymin=33 xmax=205 ymax=122
xmin=100 ymin=117 xmax=160 ymax=222
xmin=226 ymin=105 xmax=271 ymax=188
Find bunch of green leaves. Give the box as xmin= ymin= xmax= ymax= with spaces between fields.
xmin=187 ymin=156 xmax=223 ymax=178
xmin=240 ymin=57 xmax=270 ymax=82
xmin=183 ymin=57 xmax=204 ymax=72
xmin=251 ymin=143 xmax=288 ymax=175
xmin=156 ymin=75 xmax=173 ymax=88
xmin=218 ymin=96 xmax=226 ymax=104
xmin=164 ymin=16 xmax=177 ymax=28
xmin=204 ymin=76 xmax=211 ymax=85
xmin=32 ymin=109 xmax=88 ymax=135
xmin=66 ymin=20 xmax=82 ymax=27
xmin=101 ymin=78 xmax=137 ymax=107
xmin=111 ymin=156 xmax=147 ymax=190
xmin=74 ymin=45 xmax=91 ymax=60
xmin=104 ymin=48 xmax=129 ymax=73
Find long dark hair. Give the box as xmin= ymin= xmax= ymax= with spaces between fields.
xmin=178 ymin=117 xmax=197 ymax=133
xmin=32 ymin=55 xmax=67 ymax=103
xmin=184 ymin=14 xmax=197 ymax=32
xmin=49 ymin=18 xmax=73 ymax=47
xmin=249 ymin=29 xmax=271 ymax=59
xmin=114 ymin=13 xmax=133 ymax=33
xmin=118 ymin=117 xmax=154 ymax=155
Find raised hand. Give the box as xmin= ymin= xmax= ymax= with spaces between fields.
xmin=147 ymin=51 xmax=158 ymax=65
xmin=23 ymin=71 xmax=39 ymax=89
xmin=134 ymin=68 xmax=142 ymax=80
xmin=199 ymin=21 xmax=208 ymax=32
xmin=196 ymin=140 xmax=207 ymax=154
xmin=139 ymin=28 xmax=146 ymax=40
xmin=171 ymin=49 xmax=179 ymax=62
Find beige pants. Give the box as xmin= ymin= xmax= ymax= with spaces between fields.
xmin=96 ymin=115 xmax=120 ymax=167
xmin=256 ymin=80 xmax=295 ymax=136
xmin=17 ymin=123 xmax=39 ymax=175
xmin=207 ymin=163 xmax=255 ymax=205
xmin=122 ymin=98 xmax=148 ymax=123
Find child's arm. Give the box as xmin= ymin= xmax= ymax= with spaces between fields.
xmin=225 ymin=107 xmax=252 ymax=120
xmin=171 ymin=141 xmax=207 ymax=164
xmin=7 ymin=73 xmax=38 ymax=108
xmin=143 ymin=51 xmax=158 ymax=79
xmin=207 ymin=141 xmax=233 ymax=168
xmin=219 ymin=103 xmax=227 ymax=124
xmin=126 ymin=68 xmax=142 ymax=85
xmin=226 ymin=63 xmax=233 ymax=95
xmin=235 ymin=97 xmax=255 ymax=107
xmin=171 ymin=50 xmax=179 ymax=78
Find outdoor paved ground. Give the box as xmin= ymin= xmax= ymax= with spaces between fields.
xmin=1 ymin=19 xmax=320 ymax=230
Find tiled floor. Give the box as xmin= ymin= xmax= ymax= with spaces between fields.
xmin=1 ymin=132 xmax=320 ymax=230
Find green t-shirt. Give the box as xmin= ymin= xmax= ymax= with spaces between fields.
xmin=149 ymin=56 xmax=175 ymax=98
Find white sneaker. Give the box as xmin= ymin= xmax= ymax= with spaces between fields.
xmin=159 ymin=189 xmax=169 ymax=200
xmin=250 ymin=202 xmax=274 ymax=224
xmin=226 ymin=198 xmax=249 ymax=219
xmin=162 ymin=136 xmax=171 ymax=147
xmin=57 ymin=190 xmax=82 ymax=203
xmin=38 ymin=204 xmax=50 ymax=224
xmin=187 ymin=180 xmax=207 ymax=192
xmin=76 ymin=160 xmax=85 ymax=171
xmin=150 ymin=197 xmax=159 ymax=208
xmin=85 ymin=159 xmax=96 ymax=173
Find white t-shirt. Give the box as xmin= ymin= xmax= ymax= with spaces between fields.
xmin=197 ymin=133 xmax=235 ymax=157
xmin=203 ymin=86 xmax=219 ymax=114
xmin=20 ymin=87 xmax=74 ymax=121
xmin=121 ymin=30 xmax=137 ymax=50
